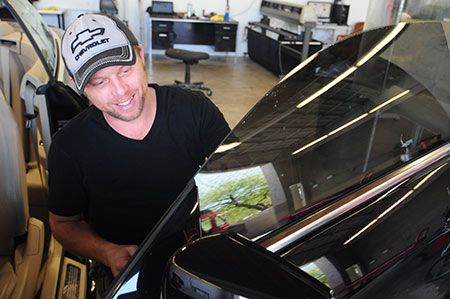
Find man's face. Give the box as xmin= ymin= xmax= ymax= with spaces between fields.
xmin=83 ymin=48 xmax=148 ymax=122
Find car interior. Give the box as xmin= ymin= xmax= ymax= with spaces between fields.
xmin=0 ymin=2 xmax=89 ymax=298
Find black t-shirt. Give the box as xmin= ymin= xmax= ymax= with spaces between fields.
xmin=48 ymin=84 xmax=230 ymax=245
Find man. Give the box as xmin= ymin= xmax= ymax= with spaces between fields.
xmin=47 ymin=13 xmax=230 ymax=294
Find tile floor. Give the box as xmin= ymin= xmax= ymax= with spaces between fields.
xmin=147 ymin=54 xmax=279 ymax=129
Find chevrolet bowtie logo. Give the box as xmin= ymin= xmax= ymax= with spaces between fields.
xmin=71 ymin=28 xmax=105 ymax=53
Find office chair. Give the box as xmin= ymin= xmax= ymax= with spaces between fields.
xmin=165 ymin=48 xmax=213 ymax=96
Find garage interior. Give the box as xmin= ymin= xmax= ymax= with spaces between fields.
xmin=1 ymin=0 xmax=450 ymax=298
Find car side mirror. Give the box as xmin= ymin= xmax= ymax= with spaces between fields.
xmin=161 ymin=232 xmax=333 ymax=299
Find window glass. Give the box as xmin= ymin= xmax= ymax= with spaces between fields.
xmin=5 ymin=0 xmax=57 ymax=77
xmin=201 ymin=217 xmax=212 ymax=233
xmin=215 ymin=216 xmax=226 ymax=227
xmin=197 ymin=22 xmax=450 ymax=241
xmin=109 ymin=22 xmax=450 ymax=298
xmin=300 ymin=261 xmax=331 ymax=288
xmin=196 ymin=166 xmax=273 ymax=238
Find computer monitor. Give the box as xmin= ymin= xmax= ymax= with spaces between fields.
xmin=151 ymin=1 xmax=174 ymax=15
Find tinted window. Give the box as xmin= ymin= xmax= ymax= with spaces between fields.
xmin=197 ymin=22 xmax=450 ymax=241
xmin=5 ymin=0 xmax=57 ymax=77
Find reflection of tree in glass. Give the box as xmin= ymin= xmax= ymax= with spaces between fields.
xmin=305 ymin=267 xmax=330 ymax=287
xmin=200 ymin=173 xmax=272 ymax=224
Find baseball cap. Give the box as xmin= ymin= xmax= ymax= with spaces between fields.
xmin=61 ymin=14 xmax=139 ymax=94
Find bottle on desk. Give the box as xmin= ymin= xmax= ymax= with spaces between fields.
xmin=187 ymin=2 xmax=193 ymax=18
xmin=224 ymin=0 xmax=230 ymax=21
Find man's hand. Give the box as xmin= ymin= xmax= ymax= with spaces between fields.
xmin=105 ymin=244 xmax=139 ymax=277
xmin=49 ymin=212 xmax=139 ymax=277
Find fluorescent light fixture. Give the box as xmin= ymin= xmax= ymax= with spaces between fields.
xmin=369 ymin=90 xmax=410 ymax=114
xmin=377 ymin=190 xmax=413 ymax=219
xmin=215 ymin=142 xmax=242 ymax=153
xmin=294 ymin=89 xmax=409 ymax=156
xmin=280 ymin=52 xmax=319 ymax=83
xmin=344 ymin=189 xmax=414 ymax=245
xmin=328 ymin=113 xmax=369 ymax=136
xmin=291 ymin=23 xmax=406 ymax=111
xmin=356 ymin=22 xmax=406 ymax=67
xmin=345 ymin=161 xmax=449 ymax=245
xmin=296 ymin=66 xmax=357 ymax=109
xmin=292 ymin=113 xmax=368 ymax=155
xmin=292 ymin=135 xmax=328 ymax=155
xmin=190 ymin=201 xmax=199 ymax=215
xmin=413 ymin=162 xmax=448 ymax=190
xmin=344 ymin=219 xmax=377 ymax=245
xmin=343 ymin=181 xmax=409 ymax=245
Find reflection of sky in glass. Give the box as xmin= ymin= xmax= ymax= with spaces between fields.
xmin=8 ymin=0 xmax=56 ymax=76
xmin=113 ymin=272 xmax=139 ymax=299
xmin=300 ymin=262 xmax=316 ymax=272
xmin=195 ymin=167 xmax=263 ymax=201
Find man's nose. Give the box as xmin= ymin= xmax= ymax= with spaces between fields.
xmin=111 ymin=77 xmax=128 ymax=95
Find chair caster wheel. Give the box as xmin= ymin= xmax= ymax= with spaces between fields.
xmin=207 ymin=90 xmax=212 ymax=96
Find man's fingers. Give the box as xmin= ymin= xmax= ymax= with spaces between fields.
xmin=108 ymin=245 xmax=139 ymax=277
xmin=127 ymin=245 xmax=139 ymax=256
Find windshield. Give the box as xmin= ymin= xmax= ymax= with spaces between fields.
xmin=4 ymin=0 xmax=57 ymax=78
xmin=197 ymin=21 xmax=450 ymax=241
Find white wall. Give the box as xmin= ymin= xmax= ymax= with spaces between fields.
xmin=347 ymin=0 xmax=370 ymax=29
xmin=33 ymin=0 xmax=99 ymax=10
xmin=33 ymin=0 xmax=370 ymax=56
xmin=32 ymin=0 xmax=100 ymax=28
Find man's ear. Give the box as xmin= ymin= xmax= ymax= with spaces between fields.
xmin=69 ymin=76 xmax=88 ymax=98
xmin=68 ymin=77 xmax=81 ymax=94
xmin=137 ymin=44 xmax=145 ymax=62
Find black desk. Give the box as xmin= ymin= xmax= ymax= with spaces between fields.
xmin=149 ymin=15 xmax=238 ymax=53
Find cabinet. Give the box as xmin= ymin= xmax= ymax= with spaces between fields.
xmin=214 ymin=23 xmax=237 ymax=52
xmin=152 ymin=21 xmax=174 ymax=49
xmin=150 ymin=17 xmax=238 ymax=53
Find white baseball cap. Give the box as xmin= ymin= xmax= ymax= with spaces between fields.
xmin=61 ymin=14 xmax=139 ymax=94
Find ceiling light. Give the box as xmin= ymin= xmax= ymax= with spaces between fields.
xmin=280 ymin=52 xmax=319 ymax=83
xmin=328 ymin=113 xmax=368 ymax=136
xmin=296 ymin=66 xmax=357 ymax=109
xmin=356 ymin=22 xmax=406 ymax=67
xmin=292 ymin=135 xmax=328 ymax=155
xmin=215 ymin=142 xmax=242 ymax=153
xmin=369 ymin=90 xmax=410 ymax=114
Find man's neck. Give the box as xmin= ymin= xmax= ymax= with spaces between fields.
xmin=103 ymin=87 xmax=157 ymax=140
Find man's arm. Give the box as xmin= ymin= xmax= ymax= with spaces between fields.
xmin=49 ymin=212 xmax=138 ymax=277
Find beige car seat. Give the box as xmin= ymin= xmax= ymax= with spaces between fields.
xmin=0 ymin=90 xmax=45 ymax=299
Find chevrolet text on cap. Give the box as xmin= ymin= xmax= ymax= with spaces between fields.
xmin=61 ymin=14 xmax=138 ymax=94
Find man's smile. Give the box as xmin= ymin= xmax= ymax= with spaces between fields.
xmin=116 ymin=95 xmax=134 ymax=108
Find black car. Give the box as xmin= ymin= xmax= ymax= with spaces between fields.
xmin=104 ymin=21 xmax=450 ymax=298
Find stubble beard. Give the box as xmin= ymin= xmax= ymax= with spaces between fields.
xmin=106 ymin=88 xmax=147 ymax=122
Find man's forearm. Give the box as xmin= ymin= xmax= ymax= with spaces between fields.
xmin=50 ymin=216 xmax=116 ymax=266
xmin=49 ymin=212 xmax=139 ymax=276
